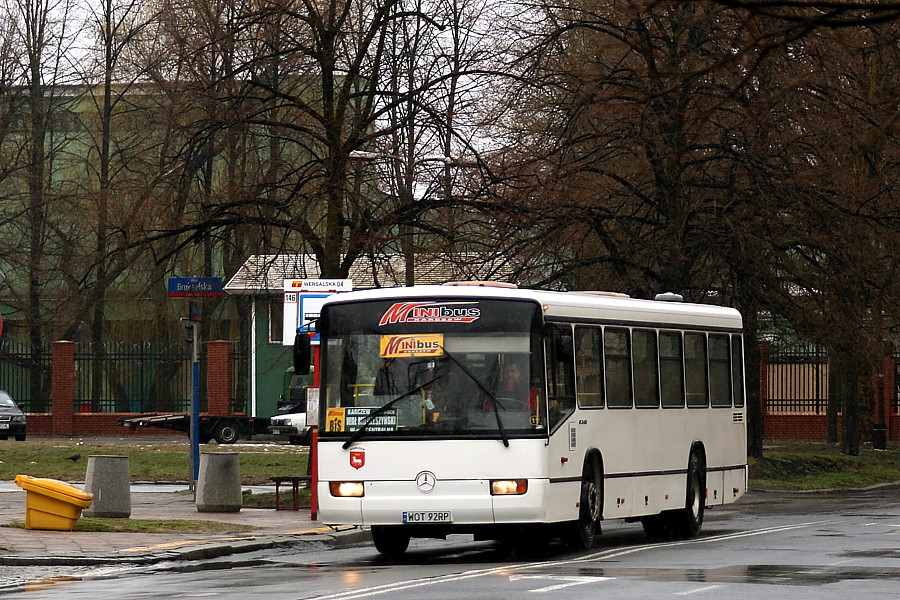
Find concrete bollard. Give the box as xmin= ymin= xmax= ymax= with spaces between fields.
xmin=83 ymin=455 xmax=131 ymax=518
xmin=196 ymin=452 xmax=242 ymax=513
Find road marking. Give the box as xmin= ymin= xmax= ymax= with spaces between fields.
xmin=508 ymin=575 xmax=612 ymax=592
xmin=313 ymin=521 xmax=828 ymax=600
xmin=676 ymin=584 xmax=723 ymax=596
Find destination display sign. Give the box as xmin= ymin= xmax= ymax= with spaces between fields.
xmin=325 ymin=407 xmax=398 ymax=433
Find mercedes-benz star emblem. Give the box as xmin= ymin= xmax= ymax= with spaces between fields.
xmin=416 ymin=471 xmax=436 ymax=493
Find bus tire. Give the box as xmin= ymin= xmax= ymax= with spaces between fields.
xmin=371 ymin=526 xmax=411 ymax=557
xmin=675 ymin=453 xmax=705 ymax=538
xmin=566 ymin=457 xmax=602 ymax=549
xmin=213 ymin=421 xmax=240 ymax=444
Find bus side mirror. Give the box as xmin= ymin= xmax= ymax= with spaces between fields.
xmin=293 ymin=333 xmax=311 ymax=375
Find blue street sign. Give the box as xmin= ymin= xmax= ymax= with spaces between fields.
xmin=167 ymin=277 xmax=223 ymax=298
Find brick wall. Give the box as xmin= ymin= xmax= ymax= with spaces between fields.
xmin=761 ymin=346 xmax=898 ymax=442
xmin=50 ymin=341 xmax=75 ymax=435
xmin=206 ymin=340 xmax=233 ymax=415
xmin=29 ymin=339 xmax=236 ymax=438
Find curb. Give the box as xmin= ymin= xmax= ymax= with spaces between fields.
xmin=0 ymin=526 xmax=371 ymax=567
xmin=749 ymin=480 xmax=900 ymax=495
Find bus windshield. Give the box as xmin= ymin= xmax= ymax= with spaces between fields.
xmin=319 ymin=298 xmax=547 ymax=440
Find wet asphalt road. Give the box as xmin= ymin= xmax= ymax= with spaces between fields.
xmin=6 ymin=488 xmax=900 ymax=599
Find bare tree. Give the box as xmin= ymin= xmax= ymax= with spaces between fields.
xmin=0 ymin=0 xmax=83 ymax=409
xmin=487 ymin=0 xmax=898 ymax=454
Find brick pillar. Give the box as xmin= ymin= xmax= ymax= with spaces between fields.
xmin=52 ymin=340 xmax=76 ymax=435
xmin=206 ymin=340 xmax=233 ymax=415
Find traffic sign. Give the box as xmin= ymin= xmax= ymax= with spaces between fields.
xmin=167 ymin=277 xmax=223 ymax=298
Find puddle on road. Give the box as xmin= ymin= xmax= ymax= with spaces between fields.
xmin=551 ymin=563 xmax=900 ymax=587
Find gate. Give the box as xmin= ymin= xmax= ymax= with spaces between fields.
xmin=765 ymin=342 xmax=829 ymax=415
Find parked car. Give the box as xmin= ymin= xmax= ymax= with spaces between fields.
xmin=0 ymin=390 xmax=26 ymax=441
xmin=268 ymin=411 xmax=311 ymax=446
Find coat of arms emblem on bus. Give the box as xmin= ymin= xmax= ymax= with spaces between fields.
xmin=350 ymin=450 xmax=365 ymax=469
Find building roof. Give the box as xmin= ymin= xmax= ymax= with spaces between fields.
xmin=224 ymin=253 xmax=520 ymax=295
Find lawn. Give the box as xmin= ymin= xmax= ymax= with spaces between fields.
xmin=750 ymin=441 xmax=900 ymax=491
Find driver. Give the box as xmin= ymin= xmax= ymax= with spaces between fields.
xmin=484 ymin=359 xmax=534 ymax=411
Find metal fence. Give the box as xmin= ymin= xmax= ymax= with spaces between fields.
xmin=0 ymin=343 xmax=52 ymax=412
xmin=765 ymin=342 xmax=829 ymax=415
xmin=0 ymin=341 xmax=248 ymax=414
xmin=75 ymin=342 xmax=192 ymax=413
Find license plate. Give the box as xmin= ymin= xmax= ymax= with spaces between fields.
xmin=402 ymin=511 xmax=451 ymax=523
xmin=0 ymin=424 xmax=8 ymax=429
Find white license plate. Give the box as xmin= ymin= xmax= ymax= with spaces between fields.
xmin=0 ymin=424 xmax=8 ymax=429
xmin=402 ymin=511 xmax=451 ymax=523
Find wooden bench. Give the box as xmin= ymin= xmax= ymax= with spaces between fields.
xmin=270 ymin=475 xmax=311 ymax=511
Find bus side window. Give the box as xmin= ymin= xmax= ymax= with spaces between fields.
xmin=574 ymin=326 xmax=604 ymax=408
xmin=731 ymin=335 xmax=745 ymax=408
xmin=546 ymin=325 xmax=576 ymax=430
xmin=633 ymin=329 xmax=660 ymax=408
xmin=685 ymin=333 xmax=709 ymax=407
xmin=659 ymin=332 xmax=685 ymax=408
xmin=605 ymin=327 xmax=633 ymax=408
xmin=709 ymin=334 xmax=732 ymax=407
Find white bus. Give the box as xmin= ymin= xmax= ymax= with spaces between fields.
xmin=313 ymin=283 xmax=747 ymax=555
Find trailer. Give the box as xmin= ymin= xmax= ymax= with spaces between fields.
xmin=119 ymin=413 xmax=271 ymax=444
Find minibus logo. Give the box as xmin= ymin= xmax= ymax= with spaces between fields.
xmin=378 ymin=302 xmax=480 ymax=326
xmin=350 ymin=450 xmax=365 ymax=470
xmin=380 ymin=334 xmax=444 ymax=358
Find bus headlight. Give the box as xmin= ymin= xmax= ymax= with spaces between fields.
xmin=490 ymin=479 xmax=528 ymax=495
xmin=330 ymin=481 xmax=365 ymax=497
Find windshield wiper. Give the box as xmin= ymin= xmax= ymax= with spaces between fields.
xmin=439 ymin=346 xmax=509 ymax=448
xmin=342 ymin=375 xmax=442 ymax=449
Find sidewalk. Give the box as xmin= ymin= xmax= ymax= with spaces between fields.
xmin=0 ymin=482 xmax=367 ymax=567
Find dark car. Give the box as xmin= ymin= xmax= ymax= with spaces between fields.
xmin=0 ymin=390 xmax=26 ymax=441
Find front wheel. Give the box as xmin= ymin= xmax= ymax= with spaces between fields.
xmin=566 ymin=458 xmax=602 ymax=549
xmin=213 ymin=421 xmax=240 ymax=444
xmin=371 ymin=526 xmax=411 ymax=557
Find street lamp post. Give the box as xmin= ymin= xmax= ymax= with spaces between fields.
xmin=348 ymin=150 xmax=454 ymax=286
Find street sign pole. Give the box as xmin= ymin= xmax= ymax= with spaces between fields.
xmin=168 ymin=277 xmax=222 ymax=494
xmin=190 ymin=322 xmax=200 ymax=490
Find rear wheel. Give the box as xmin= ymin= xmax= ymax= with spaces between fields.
xmin=566 ymin=458 xmax=602 ymax=549
xmin=15 ymin=434 xmax=25 ymax=441
xmin=213 ymin=421 xmax=240 ymax=444
xmin=641 ymin=452 xmax=705 ymax=540
xmin=371 ymin=526 xmax=411 ymax=557
xmin=675 ymin=453 xmax=705 ymax=537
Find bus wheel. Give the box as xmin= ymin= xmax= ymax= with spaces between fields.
xmin=371 ymin=526 xmax=411 ymax=557
xmin=675 ymin=453 xmax=705 ymax=537
xmin=213 ymin=421 xmax=240 ymax=444
xmin=567 ymin=458 xmax=602 ymax=549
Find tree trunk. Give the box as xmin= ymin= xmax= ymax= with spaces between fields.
xmin=743 ymin=317 xmax=763 ymax=459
